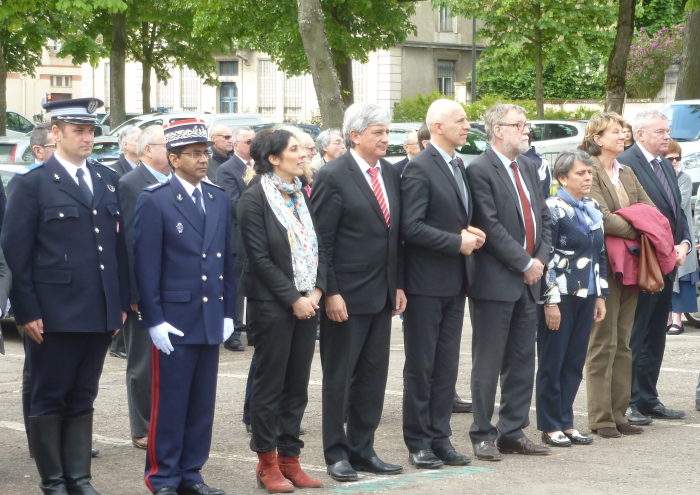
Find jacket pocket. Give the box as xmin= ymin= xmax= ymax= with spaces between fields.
xmin=106 ymin=203 xmax=121 ymax=217
xmin=334 ymin=262 xmax=368 ymax=273
xmin=161 ymin=290 xmax=191 ymax=303
xmin=44 ymin=206 xmax=79 ymax=221
xmin=33 ymin=269 xmax=72 ymax=284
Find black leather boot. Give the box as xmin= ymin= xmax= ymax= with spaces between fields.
xmin=29 ymin=415 xmax=69 ymax=495
xmin=62 ymin=412 xmax=100 ymax=495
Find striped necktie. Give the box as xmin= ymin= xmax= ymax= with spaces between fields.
xmin=367 ymin=167 xmax=390 ymax=228
xmin=651 ymin=158 xmax=676 ymax=218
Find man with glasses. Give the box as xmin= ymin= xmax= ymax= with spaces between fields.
xmin=465 ymin=104 xmax=552 ymax=461
xmin=392 ymin=131 xmax=419 ymax=175
xmin=134 ymin=119 xmax=235 ymax=495
xmin=312 ymin=128 xmax=345 ymax=173
xmin=119 ymin=125 xmax=172 ymax=451
xmin=617 ymin=110 xmax=691 ymax=424
xmin=207 ymin=124 xmax=234 ymax=184
xmin=216 ymin=126 xmax=256 ymax=352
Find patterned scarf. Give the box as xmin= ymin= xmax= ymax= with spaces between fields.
xmin=260 ymin=173 xmax=318 ymax=294
xmin=556 ymin=187 xmax=603 ymax=235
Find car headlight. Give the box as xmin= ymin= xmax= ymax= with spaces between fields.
xmin=681 ymin=152 xmax=700 ymax=170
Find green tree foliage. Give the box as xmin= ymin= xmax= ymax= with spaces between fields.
xmin=476 ymin=51 xmax=607 ymax=100
xmin=433 ymin=0 xmax=617 ymax=118
xmin=636 ymin=0 xmax=688 ymax=33
xmin=392 ymin=91 xmax=602 ymax=123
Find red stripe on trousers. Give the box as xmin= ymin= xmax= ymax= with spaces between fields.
xmin=145 ymin=344 xmax=161 ymax=492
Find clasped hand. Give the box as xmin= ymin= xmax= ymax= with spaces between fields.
xmin=460 ymin=226 xmax=486 ymax=255
xmin=292 ymin=288 xmax=322 ymax=320
xmin=524 ymin=258 xmax=545 ymax=285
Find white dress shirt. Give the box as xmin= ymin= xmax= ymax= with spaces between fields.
xmin=174 ymin=173 xmax=205 ymax=214
xmin=430 ymin=140 xmax=469 ymax=213
xmin=350 ymin=149 xmax=390 ymax=216
xmin=54 ymin=152 xmax=93 ymax=193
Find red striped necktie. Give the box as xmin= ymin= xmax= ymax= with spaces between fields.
xmin=367 ymin=167 xmax=390 ymax=228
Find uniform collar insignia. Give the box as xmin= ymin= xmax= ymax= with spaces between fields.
xmin=107 ymin=184 xmax=115 ymax=192
xmin=176 ymin=222 xmax=184 ymax=233
xmin=96 ymin=172 xmax=101 ymax=178
xmin=176 ymin=193 xmax=183 ymax=202
xmin=207 ymin=191 xmax=213 ymax=199
xmin=54 ymin=174 xmax=60 ymax=180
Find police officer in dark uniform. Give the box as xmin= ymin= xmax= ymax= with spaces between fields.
xmin=1 ymin=97 xmax=130 ymax=495
xmin=134 ymin=119 xmax=236 ymax=495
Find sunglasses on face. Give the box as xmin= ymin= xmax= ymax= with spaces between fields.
xmin=236 ymin=139 xmax=253 ymax=145
xmin=667 ymin=156 xmax=682 ymax=163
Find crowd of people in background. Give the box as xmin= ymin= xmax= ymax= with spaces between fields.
xmin=3 ymin=96 xmax=700 ymax=495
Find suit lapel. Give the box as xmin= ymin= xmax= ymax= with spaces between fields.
xmin=659 ymin=156 xmax=681 ymax=216
xmin=170 ymin=176 xmax=204 ymax=236
xmin=201 ymin=186 xmax=220 ymax=252
xmin=429 ymin=144 xmax=469 ymax=214
xmin=88 ymin=162 xmax=106 ymax=208
xmin=593 ymin=158 xmax=622 ymax=211
xmin=48 ymin=157 xmax=92 ymax=208
xmin=629 ymin=144 xmax=669 ymax=206
xmin=487 ymin=148 xmax=520 ymax=214
xmin=346 ymin=154 xmax=388 ymax=228
xmin=137 ymin=163 xmax=158 ymax=186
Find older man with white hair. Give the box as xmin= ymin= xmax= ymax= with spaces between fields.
xmin=207 ymin=124 xmax=234 ymax=183
xmin=392 ymin=131 xmax=420 ymax=175
xmin=618 ymin=109 xmax=691 ymax=425
xmin=313 ymin=103 xmax=406 ymax=482
xmin=311 ymin=128 xmax=345 ymax=172
xmin=401 ymin=99 xmax=485 ymax=469
xmin=115 ymin=126 xmax=142 ymax=177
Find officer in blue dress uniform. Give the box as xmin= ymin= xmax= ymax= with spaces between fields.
xmin=1 ymin=97 xmax=130 ymax=495
xmin=134 ymin=119 xmax=236 ymax=495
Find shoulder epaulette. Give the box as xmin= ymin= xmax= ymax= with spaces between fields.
xmin=15 ymin=162 xmax=44 ymax=174
xmin=144 ymin=181 xmax=169 ymax=192
xmin=202 ymin=181 xmax=224 ymax=191
xmin=91 ymin=159 xmax=118 ymax=173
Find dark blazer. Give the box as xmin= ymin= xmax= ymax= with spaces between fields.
xmin=134 ymin=177 xmax=236 ymax=345
xmin=216 ymin=154 xmax=248 ymax=255
xmin=0 ymin=246 xmax=12 ymax=315
xmin=401 ymin=143 xmax=472 ymax=297
xmin=312 ymin=152 xmax=404 ymax=314
xmin=617 ymin=143 xmax=691 ymax=246
xmin=0 ymin=182 xmax=6 ymax=236
xmin=393 ymin=157 xmax=409 ymax=176
xmin=1 ymin=155 xmax=130 ymax=332
xmin=119 ymin=162 xmax=160 ymax=304
xmin=238 ymin=184 xmax=326 ymax=306
xmin=114 ymin=154 xmax=136 ymax=178
xmin=207 ymin=146 xmax=231 ymax=184
xmin=465 ymin=147 xmax=552 ymax=301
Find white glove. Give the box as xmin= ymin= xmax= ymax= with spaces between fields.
xmin=223 ymin=318 xmax=235 ymax=341
xmin=149 ymin=322 xmax=184 ymax=355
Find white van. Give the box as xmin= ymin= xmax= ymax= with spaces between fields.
xmin=199 ymin=113 xmax=262 ymax=130
xmin=109 ymin=111 xmax=263 ymax=136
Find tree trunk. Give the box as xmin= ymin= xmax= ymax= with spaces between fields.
xmin=534 ymin=27 xmax=544 ymax=119
xmin=676 ymin=8 xmax=700 ymax=100
xmin=0 ymin=39 xmax=7 ymax=136
xmin=110 ymin=11 xmax=128 ymax=128
xmin=141 ymin=22 xmax=152 ymax=114
xmin=335 ymin=53 xmax=354 ymax=106
xmin=605 ymin=0 xmax=636 ymax=114
xmin=297 ymin=0 xmax=345 ymax=129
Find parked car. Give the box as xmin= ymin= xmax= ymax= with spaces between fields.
xmin=4 ymin=110 xmax=36 ymax=137
xmin=109 ymin=111 xmax=263 ymax=137
xmin=0 ymin=136 xmax=33 ymax=163
xmin=252 ymin=123 xmax=322 ymax=140
xmin=90 ymin=136 xmax=121 ymax=168
xmin=661 ymin=100 xmax=700 ymax=200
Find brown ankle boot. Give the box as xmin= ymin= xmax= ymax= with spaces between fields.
xmin=278 ymin=453 xmax=323 ymax=488
xmin=256 ymin=451 xmax=295 ymax=493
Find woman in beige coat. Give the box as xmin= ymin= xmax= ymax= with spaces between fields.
xmin=582 ymin=112 xmax=656 ymax=438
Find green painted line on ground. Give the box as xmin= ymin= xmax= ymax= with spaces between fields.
xmin=329 ymin=466 xmax=493 ymax=493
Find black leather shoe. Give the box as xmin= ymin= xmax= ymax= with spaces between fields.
xmin=91 ymin=449 xmax=99 ymax=457
xmin=452 ymin=393 xmax=473 ymax=414
xmin=155 ymin=488 xmax=178 ymax=495
xmin=639 ymin=403 xmax=686 ymax=419
xmin=541 ymin=431 xmax=571 ymax=447
xmin=473 ymin=441 xmax=501 ymax=461
xmin=178 ymin=483 xmax=225 ymax=495
xmin=626 ymin=406 xmax=653 ymax=425
xmin=224 ymin=335 xmax=245 ymax=351
xmin=327 ymin=460 xmax=358 ymax=482
xmin=434 ymin=447 xmax=471 ymax=466
xmin=350 ymin=456 xmax=403 ymax=474
xmin=408 ymin=449 xmax=443 ymax=469
xmin=109 ymin=350 xmax=127 ymax=359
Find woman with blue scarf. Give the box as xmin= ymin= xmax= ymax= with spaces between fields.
xmin=538 ymin=150 xmax=609 ymax=447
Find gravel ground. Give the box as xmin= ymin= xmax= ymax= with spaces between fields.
xmin=1 ymin=310 xmax=699 ymax=495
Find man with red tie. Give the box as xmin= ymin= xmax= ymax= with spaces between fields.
xmin=464 ymin=104 xmax=552 ymax=461
xmin=312 ymin=103 xmax=406 ymax=482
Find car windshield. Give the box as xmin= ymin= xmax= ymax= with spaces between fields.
xmin=109 ymin=117 xmax=145 ymax=136
xmin=90 ymin=142 xmax=120 ymax=161
xmin=663 ymin=104 xmax=700 ymax=141
xmin=456 ymin=129 xmax=490 ymax=155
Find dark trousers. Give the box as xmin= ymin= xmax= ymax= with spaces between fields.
xmin=124 ymin=311 xmax=151 ymax=438
xmin=469 ymin=286 xmax=536 ymax=443
xmin=27 ymin=332 xmax=111 ymax=417
xmin=110 ymin=324 xmax=126 ymax=354
xmin=536 ymin=295 xmax=596 ymax=432
xmin=320 ymin=302 xmax=392 ymax=465
xmin=234 ymin=256 xmax=246 ymax=331
xmin=402 ymin=293 xmax=465 ymax=453
xmin=248 ymin=299 xmax=317 ymax=457
xmin=22 ymin=335 xmax=32 ymax=448
xmin=145 ymin=343 xmax=219 ymax=493
xmin=629 ymin=280 xmax=673 ymax=410
xmin=242 ymin=355 xmax=256 ymax=425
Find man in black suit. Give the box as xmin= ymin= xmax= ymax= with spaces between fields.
xmin=465 ymin=103 xmax=552 ymax=461
xmin=207 ymin=124 xmax=233 ymax=183
xmin=401 ymin=99 xmax=485 ymax=469
xmin=313 ymin=103 xmax=406 ymax=482
xmin=392 ymin=130 xmax=419 ymax=175
xmin=114 ymin=126 xmax=142 ymax=178
xmin=119 ymin=125 xmax=172 ymax=451
xmin=216 ymin=125 xmax=256 ymax=352
xmin=618 ymin=110 xmax=690 ymax=424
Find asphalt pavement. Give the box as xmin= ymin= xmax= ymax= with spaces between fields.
xmin=1 ymin=310 xmax=699 ymax=495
